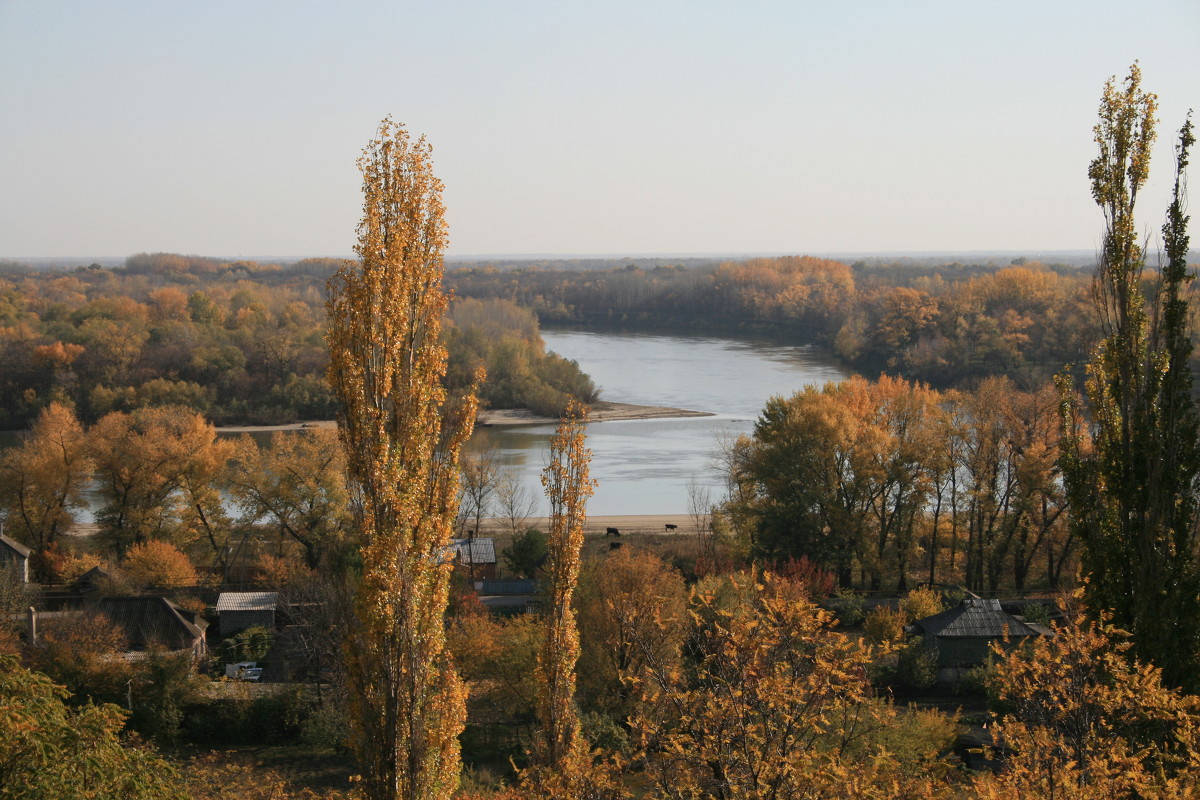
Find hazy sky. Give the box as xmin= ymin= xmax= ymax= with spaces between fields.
xmin=1 ymin=1 xmax=1197 ymax=259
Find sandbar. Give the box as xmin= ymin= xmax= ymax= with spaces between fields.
xmin=215 ymin=400 xmax=712 ymax=434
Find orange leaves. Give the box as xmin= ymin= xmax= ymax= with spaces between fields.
xmin=328 ymin=119 xmax=474 ymax=800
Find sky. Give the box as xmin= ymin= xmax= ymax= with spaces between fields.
xmin=1 ymin=1 xmax=1197 ymax=260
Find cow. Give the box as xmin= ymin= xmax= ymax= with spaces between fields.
xmin=606 ymin=527 xmax=621 ymax=537
xmin=665 ymin=523 xmax=678 ymax=532
xmin=609 ymin=542 xmax=623 ymax=550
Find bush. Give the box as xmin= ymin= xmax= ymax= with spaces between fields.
xmin=895 ymin=641 xmax=939 ymax=690
xmin=300 ymin=701 xmax=350 ymax=749
xmin=826 ymin=588 xmax=865 ymax=627
xmin=863 ymin=606 xmax=906 ymax=644
xmin=219 ymin=625 xmax=272 ymax=664
xmin=1021 ymin=601 xmax=1053 ymax=626
xmin=899 ymin=586 xmax=945 ymax=623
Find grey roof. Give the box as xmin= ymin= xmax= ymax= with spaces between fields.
xmin=448 ymin=538 xmax=496 ymax=565
xmin=216 ymin=591 xmax=279 ymax=612
xmin=911 ymin=598 xmax=1040 ymax=639
xmin=91 ymin=596 xmax=207 ymax=650
xmin=0 ymin=533 xmax=31 ymax=559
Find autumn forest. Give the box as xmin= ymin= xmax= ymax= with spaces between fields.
xmin=2 ymin=65 xmax=1200 ymax=800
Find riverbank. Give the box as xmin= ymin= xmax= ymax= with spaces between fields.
xmin=474 ymin=514 xmax=706 ymax=537
xmin=214 ymin=400 xmax=712 ymax=434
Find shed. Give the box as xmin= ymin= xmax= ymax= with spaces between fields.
xmin=448 ymin=537 xmax=497 ymax=581
xmin=909 ymin=597 xmax=1046 ymax=668
xmin=0 ymin=533 xmax=31 ymax=583
xmin=216 ymin=591 xmax=279 ymax=636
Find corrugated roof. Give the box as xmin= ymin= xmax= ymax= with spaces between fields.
xmin=912 ymin=598 xmax=1039 ymax=639
xmin=449 ymin=538 xmax=496 ymax=564
xmin=216 ymin=592 xmax=279 ymax=612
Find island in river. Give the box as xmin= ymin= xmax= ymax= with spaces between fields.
xmin=214 ymin=400 xmax=712 ymax=434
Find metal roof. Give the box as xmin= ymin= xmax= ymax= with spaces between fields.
xmin=449 ymin=537 xmax=496 ymax=565
xmin=216 ymin=591 xmax=279 ymax=612
xmin=912 ymin=597 xmax=1040 ymax=639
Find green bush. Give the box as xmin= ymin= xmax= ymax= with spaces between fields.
xmin=895 ymin=641 xmax=939 ymax=690
xmin=219 ymin=625 xmax=273 ymax=664
xmin=1021 ymin=601 xmax=1053 ymax=626
xmin=826 ymin=588 xmax=865 ymax=627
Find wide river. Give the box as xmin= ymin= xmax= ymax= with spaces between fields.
xmin=469 ymin=330 xmax=851 ymax=516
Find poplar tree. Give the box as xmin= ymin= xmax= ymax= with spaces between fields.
xmin=531 ymin=397 xmax=595 ymax=785
xmin=327 ymin=118 xmax=477 ymax=800
xmin=1059 ymin=65 xmax=1200 ymax=688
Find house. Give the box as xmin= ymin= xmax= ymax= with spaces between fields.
xmin=908 ymin=597 xmax=1049 ymax=671
xmin=92 ymin=596 xmax=208 ymax=659
xmin=72 ymin=565 xmax=116 ymax=595
xmin=0 ymin=533 xmax=31 ymax=583
xmin=215 ymin=591 xmax=279 ymax=636
xmin=448 ymin=537 xmax=497 ymax=581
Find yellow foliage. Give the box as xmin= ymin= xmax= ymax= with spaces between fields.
xmin=899 ymin=586 xmax=945 ymax=623
xmin=863 ymin=605 xmax=907 ymax=644
xmin=122 ymin=540 xmax=197 ymax=589
xmin=976 ymin=601 xmax=1200 ymax=798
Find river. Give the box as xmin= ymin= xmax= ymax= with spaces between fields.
xmin=469 ymin=330 xmax=851 ymax=516
xmin=8 ymin=331 xmax=851 ymax=521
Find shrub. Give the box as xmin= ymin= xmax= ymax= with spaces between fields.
xmin=899 ymin=586 xmax=945 ymax=623
xmin=219 ymin=625 xmax=273 ymax=664
xmin=826 ymin=588 xmax=865 ymax=627
xmin=863 ymin=606 xmax=906 ymax=644
xmin=1021 ymin=601 xmax=1053 ymax=626
xmin=895 ymin=641 xmax=939 ymax=690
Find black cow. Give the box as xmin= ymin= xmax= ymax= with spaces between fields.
xmin=665 ymin=523 xmax=678 ymax=532
xmin=606 ymin=527 xmax=621 ymax=537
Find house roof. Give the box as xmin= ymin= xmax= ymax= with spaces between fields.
xmin=911 ymin=598 xmax=1040 ymax=639
xmin=90 ymin=596 xmax=208 ymax=650
xmin=448 ymin=538 xmax=496 ymax=565
xmin=216 ymin=591 xmax=279 ymax=613
xmin=0 ymin=533 xmax=31 ymax=559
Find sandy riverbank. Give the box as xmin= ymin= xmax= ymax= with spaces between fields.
xmin=215 ymin=400 xmax=712 ymax=434
xmin=474 ymin=514 xmax=706 ymax=537
xmin=66 ymin=515 xmax=705 ymax=539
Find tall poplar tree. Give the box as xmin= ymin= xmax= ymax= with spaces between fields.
xmin=327 ymin=118 xmax=477 ymax=800
xmin=532 ymin=398 xmax=595 ymax=786
xmin=1059 ymin=65 xmax=1199 ymax=688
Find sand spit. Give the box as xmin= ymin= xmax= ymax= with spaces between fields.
xmin=214 ymin=400 xmax=712 ymax=434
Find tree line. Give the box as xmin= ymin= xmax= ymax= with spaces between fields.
xmin=720 ymin=374 xmax=1072 ymax=595
xmin=0 ymin=258 xmax=595 ymax=430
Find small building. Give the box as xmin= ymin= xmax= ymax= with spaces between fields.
xmin=448 ymin=537 xmax=497 ymax=581
xmin=909 ymin=597 xmax=1049 ymax=669
xmin=216 ymin=591 xmax=279 ymax=636
xmin=72 ymin=565 xmax=116 ymax=595
xmin=0 ymin=533 xmax=31 ymax=583
xmin=92 ymin=596 xmax=209 ymax=660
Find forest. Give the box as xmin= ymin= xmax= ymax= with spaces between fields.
xmin=3 ymin=66 xmax=1200 ymax=800
xmin=0 ymin=254 xmax=596 ymax=431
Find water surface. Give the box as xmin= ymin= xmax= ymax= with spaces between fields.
xmin=470 ymin=330 xmax=851 ymax=516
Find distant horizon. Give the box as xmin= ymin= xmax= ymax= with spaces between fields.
xmin=3 ymin=248 xmax=1132 ymax=269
